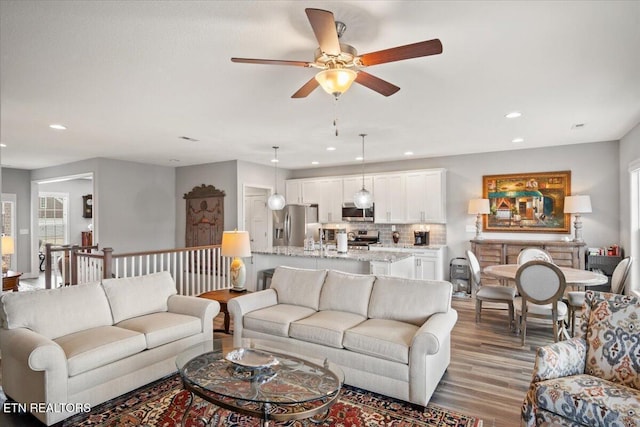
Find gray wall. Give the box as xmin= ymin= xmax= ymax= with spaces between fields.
xmin=1 ymin=168 xmax=31 ymax=273
xmin=175 ymin=160 xmax=238 ymax=247
xmin=619 ymin=122 xmax=640 ymax=295
xmin=39 ymin=179 xmax=93 ymax=246
xmin=291 ymin=141 xmax=620 ymax=262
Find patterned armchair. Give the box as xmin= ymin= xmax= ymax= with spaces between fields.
xmin=522 ymin=291 xmax=640 ymax=426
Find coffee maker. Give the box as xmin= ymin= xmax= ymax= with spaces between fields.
xmin=414 ymin=230 xmax=429 ymax=246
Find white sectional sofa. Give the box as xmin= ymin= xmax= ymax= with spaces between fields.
xmin=0 ymin=271 xmax=220 ymax=425
xmin=228 ymin=266 xmax=457 ymax=406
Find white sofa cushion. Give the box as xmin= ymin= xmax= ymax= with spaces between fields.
xmin=289 ymin=310 xmax=366 ymax=348
xmin=116 ymin=312 xmax=202 ymax=349
xmin=102 ymin=271 xmax=177 ymax=323
xmin=270 ymin=267 xmax=327 ymax=310
xmin=244 ymin=304 xmax=316 ymax=337
xmin=369 ymin=277 xmax=452 ymax=326
xmin=343 ymin=318 xmax=419 ymax=364
xmin=0 ymin=282 xmax=112 ymax=339
xmin=54 ymin=325 xmax=147 ymax=376
xmin=319 ymin=271 xmax=375 ymax=317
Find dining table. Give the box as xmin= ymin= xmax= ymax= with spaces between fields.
xmin=483 ymin=264 xmax=608 ymax=290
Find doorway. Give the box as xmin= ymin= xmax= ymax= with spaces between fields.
xmin=243 ymin=186 xmax=270 ymax=252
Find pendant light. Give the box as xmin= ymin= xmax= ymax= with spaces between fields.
xmin=353 ymin=134 xmax=373 ymax=209
xmin=267 ymin=146 xmax=286 ymax=210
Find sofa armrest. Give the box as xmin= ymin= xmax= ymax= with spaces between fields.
xmin=408 ymin=309 xmax=457 ymax=406
xmin=168 ymin=295 xmax=220 ymax=336
xmin=228 ymin=289 xmax=278 ymax=348
xmin=531 ymin=337 xmax=587 ymax=382
xmin=0 ymin=327 xmax=68 ymax=405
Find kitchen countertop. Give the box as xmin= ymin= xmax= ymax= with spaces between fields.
xmin=252 ymin=247 xmax=414 ymax=263
xmin=369 ymin=244 xmax=447 ymax=251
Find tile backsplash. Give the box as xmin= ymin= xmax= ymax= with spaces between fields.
xmin=321 ymin=222 xmax=447 ymax=246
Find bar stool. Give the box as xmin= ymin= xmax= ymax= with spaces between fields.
xmin=257 ymin=268 xmax=275 ymax=291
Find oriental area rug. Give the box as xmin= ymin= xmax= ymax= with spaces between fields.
xmin=63 ymin=374 xmax=483 ymax=426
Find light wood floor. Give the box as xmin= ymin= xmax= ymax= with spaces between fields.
xmin=0 ymin=297 xmax=559 ymax=427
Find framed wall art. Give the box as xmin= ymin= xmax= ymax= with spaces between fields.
xmin=482 ymin=171 xmax=571 ymax=233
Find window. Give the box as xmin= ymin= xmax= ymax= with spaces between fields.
xmin=38 ymin=193 xmax=69 ymax=248
xmin=1 ymin=194 xmax=16 ymax=271
xmin=630 ymin=162 xmax=640 ymax=297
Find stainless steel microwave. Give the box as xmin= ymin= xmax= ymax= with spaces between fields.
xmin=342 ymin=203 xmax=374 ymax=222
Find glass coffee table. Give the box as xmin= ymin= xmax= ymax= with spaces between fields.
xmin=175 ymin=340 xmax=343 ymax=427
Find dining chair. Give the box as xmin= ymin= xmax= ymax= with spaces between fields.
xmin=515 ymin=260 xmax=568 ymax=346
xmin=517 ymin=247 xmax=553 ymax=264
xmin=566 ymin=256 xmax=633 ymax=336
xmin=466 ymin=250 xmax=517 ymax=330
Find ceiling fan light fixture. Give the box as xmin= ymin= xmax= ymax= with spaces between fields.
xmin=315 ymin=68 xmax=357 ymax=98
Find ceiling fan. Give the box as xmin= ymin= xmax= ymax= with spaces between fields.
xmin=231 ymin=8 xmax=443 ymax=99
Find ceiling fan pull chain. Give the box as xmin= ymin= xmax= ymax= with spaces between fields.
xmin=333 ymin=98 xmax=339 ymax=136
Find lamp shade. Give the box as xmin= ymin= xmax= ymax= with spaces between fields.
xmin=1 ymin=236 xmax=15 ymax=255
xmin=315 ymin=68 xmax=357 ymax=97
xmin=468 ymin=198 xmax=490 ymax=215
xmin=564 ymin=195 xmax=592 ymax=214
xmin=221 ymin=231 xmax=252 ymax=258
xmin=267 ymin=193 xmax=286 ymax=210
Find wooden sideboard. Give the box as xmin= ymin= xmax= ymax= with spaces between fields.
xmin=470 ymin=239 xmax=586 ymax=285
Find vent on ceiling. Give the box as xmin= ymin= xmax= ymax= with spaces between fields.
xmin=571 ymin=123 xmax=586 ymax=130
xmin=178 ymin=136 xmax=199 ymax=142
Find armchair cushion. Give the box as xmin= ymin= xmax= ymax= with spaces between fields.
xmin=583 ymin=292 xmax=640 ymax=390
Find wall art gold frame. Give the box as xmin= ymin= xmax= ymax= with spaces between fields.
xmin=482 ymin=171 xmax=571 ymax=233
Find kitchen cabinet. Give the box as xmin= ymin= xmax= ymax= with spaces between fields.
xmin=318 ymin=179 xmax=342 ymax=223
xmin=405 ymin=170 xmax=446 ymax=223
xmin=285 ymin=180 xmax=303 ymax=204
xmin=301 ymin=180 xmax=321 ymax=204
xmin=369 ymin=245 xmax=446 ymax=280
xmin=370 ymin=255 xmax=414 ymax=278
xmin=342 ymin=176 xmax=374 ymax=204
xmin=373 ymin=174 xmax=405 ymax=223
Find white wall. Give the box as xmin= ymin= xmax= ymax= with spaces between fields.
xmin=1 ymin=168 xmax=31 ymax=273
xmin=291 ymin=141 xmax=620 ymax=262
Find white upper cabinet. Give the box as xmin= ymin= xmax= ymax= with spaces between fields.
xmin=405 ymin=169 xmax=446 ymax=223
xmin=286 ymin=168 xmax=446 ymax=224
xmin=373 ymin=174 xmax=406 ymax=223
xmin=342 ymin=176 xmax=374 ymax=204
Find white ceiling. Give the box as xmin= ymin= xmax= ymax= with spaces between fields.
xmin=1 ymin=1 xmax=639 ymax=171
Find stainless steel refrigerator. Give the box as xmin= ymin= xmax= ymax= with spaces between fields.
xmin=273 ymin=204 xmax=318 ymax=247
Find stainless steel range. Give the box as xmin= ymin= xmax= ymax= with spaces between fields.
xmin=347 ymin=230 xmax=380 ymax=250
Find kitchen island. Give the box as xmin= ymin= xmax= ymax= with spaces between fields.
xmin=245 ymin=247 xmax=415 ymax=291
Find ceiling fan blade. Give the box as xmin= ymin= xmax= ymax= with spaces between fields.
xmin=231 ymin=58 xmax=312 ymax=67
xmin=359 ymin=39 xmax=443 ymax=66
xmin=291 ymin=77 xmax=320 ymax=98
xmin=305 ymin=8 xmax=341 ymax=56
xmin=355 ymin=71 xmax=400 ymax=97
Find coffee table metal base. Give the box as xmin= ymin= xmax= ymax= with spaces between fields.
xmin=180 ymin=380 xmax=340 ymax=426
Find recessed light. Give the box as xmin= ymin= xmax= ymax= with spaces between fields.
xmin=505 ymin=112 xmax=522 ymax=119
xmin=512 ymin=137 xmax=525 ymax=143
xmin=355 ymin=156 xmax=363 ymax=161
xmin=49 ymin=124 xmax=67 ymax=130
xmin=404 ymin=151 xmax=414 ymax=156
xmin=270 ymin=158 xmax=279 ymax=163
xmin=311 ymin=161 xmax=319 ymax=165
xmin=0 ymin=143 xmax=6 ymax=148
xmin=326 ymin=147 xmax=336 ymax=151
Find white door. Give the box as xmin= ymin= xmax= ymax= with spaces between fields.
xmin=246 ymin=194 xmax=269 ymax=251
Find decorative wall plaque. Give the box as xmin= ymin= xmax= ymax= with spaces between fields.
xmin=184 ymin=184 xmax=225 ymax=247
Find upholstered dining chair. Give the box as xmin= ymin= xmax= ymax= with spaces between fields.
xmin=466 ymin=250 xmax=517 ymax=330
xmin=515 ymin=260 xmax=568 ymax=346
xmin=517 ymin=247 xmax=553 ymax=264
xmin=566 ymin=256 xmax=633 ymax=336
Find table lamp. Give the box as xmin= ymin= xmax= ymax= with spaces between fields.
xmin=2 ymin=235 xmax=15 ymax=275
xmin=564 ymin=195 xmax=592 ymax=242
xmin=221 ymin=230 xmax=252 ymax=291
xmin=468 ymin=198 xmax=490 ymax=240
